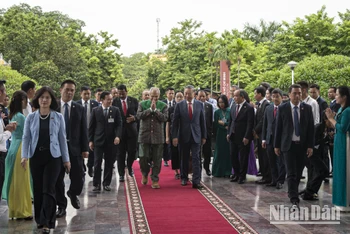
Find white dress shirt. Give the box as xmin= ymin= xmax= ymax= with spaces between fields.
xmin=60 ymin=100 xmax=72 ymax=118
xmin=302 ymin=95 xmax=319 ymax=125
xmin=290 ymin=102 xmax=301 ymax=141
xmin=22 ymin=99 xmax=32 ymax=117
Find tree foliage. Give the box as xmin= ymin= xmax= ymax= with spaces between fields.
xmin=0 ymin=66 xmax=36 ymax=97
xmin=0 ymin=3 xmax=123 ymax=95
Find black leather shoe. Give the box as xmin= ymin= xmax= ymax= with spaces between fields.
xmin=56 ymin=208 xmax=66 ymax=218
xmin=119 ymin=176 xmax=125 ymax=182
xmin=298 ymin=189 xmax=306 ymax=195
xmin=128 ymin=168 xmax=134 ymax=177
xmin=302 ymin=193 xmax=319 ymax=201
xmin=192 ymin=184 xmax=204 ymax=190
xmin=205 ymin=170 xmax=212 ymax=176
xmin=103 ymin=185 xmax=111 ymax=191
xmin=276 ymin=183 xmax=283 ymax=189
xmin=181 ymin=180 xmax=188 ymax=186
xmin=324 ymin=178 xmax=329 ymax=183
xmin=42 ymin=228 xmax=50 ymax=234
xmin=230 ymin=175 xmax=238 ymax=182
xmin=291 ymin=201 xmax=300 ymax=211
xmin=238 ymin=179 xmax=246 ymax=184
xmin=255 ymin=179 xmax=270 ymax=184
xmin=88 ymin=167 xmax=94 ymax=178
xmin=67 ymin=191 xmax=80 ymax=209
xmin=92 ymin=185 xmax=101 ymax=192
xmin=266 ymin=182 xmax=277 ymax=187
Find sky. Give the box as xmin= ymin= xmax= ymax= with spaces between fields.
xmin=2 ymin=0 xmax=349 ymax=56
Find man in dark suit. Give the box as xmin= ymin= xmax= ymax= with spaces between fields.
xmin=274 ymin=84 xmax=314 ymax=208
xmin=309 ymin=84 xmax=330 ymax=182
xmin=172 ymin=85 xmax=207 ymax=189
xmin=90 ymin=91 xmax=122 ymax=191
xmin=262 ymin=89 xmax=286 ymax=189
xmin=162 ymin=87 xmax=175 ymax=167
xmin=77 ymin=86 xmax=99 ymax=177
xmin=310 ymin=84 xmax=328 ymax=119
xmin=328 ymin=87 xmax=341 ymax=113
xmin=254 ymin=86 xmax=271 ymax=184
xmin=56 ymin=80 xmax=89 ymax=218
xmin=197 ymin=90 xmax=213 ymax=176
xmin=228 ymin=85 xmax=239 ymax=108
xmin=227 ymin=89 xmax=254 ymax=184
xmin=327 ymin=86 xmax=341 ymax=173
xmin=112 ymin=85 xmax=138 ymax=182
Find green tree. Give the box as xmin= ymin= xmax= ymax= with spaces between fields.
xmin=0 ymin=4 xmax=123 ymax=93
xmin=0 ymin=66 xmax=36 ymax=97
xmin=243 ymin=19 xmax=281 ymax=44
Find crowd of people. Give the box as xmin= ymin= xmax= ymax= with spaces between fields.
xmin=0 ymin=78 xmax=349 ymax=232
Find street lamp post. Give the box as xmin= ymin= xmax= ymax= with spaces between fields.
xmin=287 ymin=61 xmax=297 ymax=84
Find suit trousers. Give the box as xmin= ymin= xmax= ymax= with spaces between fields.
xmin=30 ymin=150 xmax=61 ymax=229
xmin=56 ymin=148 xmax=85 ymax=209
xmin=267 ymin=136 xmax=286 ymax=184
xmin=170 ymin=142 xmax=180 ymax=170
xmin=180 ymin=136 xmax=202 ymax=184
xmin=163 ymin=142 xmax=171 ymax=161
xmin=202 ymin=136 xmax=212 ymax=171
xmin=305 ymin=145 xmax=328 ymax=195
xmin=0 ymin=152 xmax=6 ymax=201
xmin=87 ymin=148 xmax=94 ymax=169
xmin=258 ymin=138 xmax=271 ymax=181
xmin=283 ymin=142 xmax=307 ymax=203
xmin=139 ymin=143 xmax=163 ymax=182
xmin=94 ymin=144 xmax=117 ymax=187
xmin=276 ymin=153 xmax=286 ymax=184
xmin=323 ymin=145 xmax=330 ymax=173
xmin=117 ymin=135 xmax=137 ymax=176
xmin=230 ymin=139 xmax=251 ymax=180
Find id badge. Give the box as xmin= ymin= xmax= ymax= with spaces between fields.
xmin=108 ymin=118 xmax=114 ymax=123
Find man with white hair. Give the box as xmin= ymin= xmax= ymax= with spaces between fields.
xmin=136 ymin=87 xmax=168 ymax=189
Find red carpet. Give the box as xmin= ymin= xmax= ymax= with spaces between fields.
xmin=125 ymin=161 xmax=257 ymax=234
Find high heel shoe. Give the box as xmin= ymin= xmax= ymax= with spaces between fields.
xmin=174 ymin=173 xmax=180 ymax=180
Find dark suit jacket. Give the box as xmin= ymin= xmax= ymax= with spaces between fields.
xmin=316 ymin=96 xmax=328 ymax=120
xmin=274 ymin=102 xmax=314 ymax=152
xmin=330 ymin=100 xmax=341 ymax=113
xmin=172 ymin=99 xmax=207 ymax=144
xmin=162 ymin=99 xmax=176 ymax=107
xmin=58 ymin=101 xmax=89 ymax=157
xmin=112 ymin=96 xmax=138 ymax=138
xmin=228 ymin=101 xmax=255 ymax=144
xmin=255 ymin=99 xmax=269 ymax=136
xmin=89 ymin=106 xmax=122 ymax=147
xmin=262 ymin=103 xmax=276 ymax=145
xmin=76 ymin=99 xmax=99 ymax=113
xmin=204 ymin=102 xmax=213 ymax=138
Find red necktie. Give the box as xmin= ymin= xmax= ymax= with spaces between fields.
xmin=188 ymin=102 xmax=193 ymax=120
xmin=122 ymin=100 xmax=127 ymax=116
xmin=236 ymin=104 xmax=240 ymax=117
xmin=273 ymin=106 xmax=278 ymax=118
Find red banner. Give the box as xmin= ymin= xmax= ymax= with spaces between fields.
xmin=220 ymin=60 xmax=230 ymax=96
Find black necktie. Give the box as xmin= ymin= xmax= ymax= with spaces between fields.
xmin=104 ymin=108 xmax=108 ymax=117
xmin=293 ymin=106 xmax=300 ymax=137
xmin=84 ymin=101 xmax=88 ymax=114
xmin=64 ymin=103 xmax=70 ymax=138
